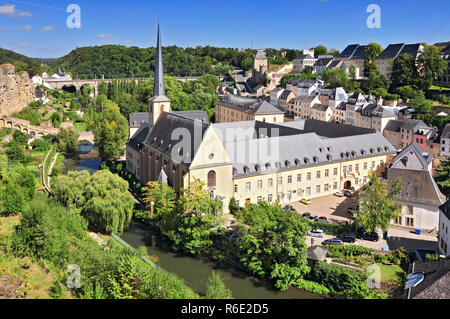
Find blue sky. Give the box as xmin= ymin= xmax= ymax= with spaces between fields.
xmin=0 ymin=0 xmax=449 ymax=58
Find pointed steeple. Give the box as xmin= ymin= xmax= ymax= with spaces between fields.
xmin=151 ymin=20 xmax=170 ymax=102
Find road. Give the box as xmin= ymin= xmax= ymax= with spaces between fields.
xmin=293 ymin=194 xmax=438 ymax=253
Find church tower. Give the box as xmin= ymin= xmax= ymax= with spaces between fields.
xmin=149 ymin=21 xmax=171 ymax=128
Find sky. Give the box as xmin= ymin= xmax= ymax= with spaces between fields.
xmin=0 ymin=0 xmax=449 ymax=58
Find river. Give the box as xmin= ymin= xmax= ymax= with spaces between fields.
xmin=64 ymin=142 xmax=322 ymax=299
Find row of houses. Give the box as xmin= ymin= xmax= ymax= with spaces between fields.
xmin=293 ymin=43 xmax=424 ymax=80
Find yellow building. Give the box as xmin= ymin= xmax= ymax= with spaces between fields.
xmin=215 ymin=95 xmax=285 ymax=124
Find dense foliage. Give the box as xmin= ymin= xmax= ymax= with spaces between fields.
xmin=206 ymin=272 xmax=233 ymax=299
xmin=9 ymin=195 xmax=198 ymax=299
xmin=56 ymin=127 xmax=80 ymax=154
xmin=234 ymin=202 xmax=310 ymax=290
xmin=356 ymin=171 xmax=402 ymax=233
xmin=52 ymin=170 xmax=134 ymax=235
xmin=143 ymin=179 xmax=224 ymax=255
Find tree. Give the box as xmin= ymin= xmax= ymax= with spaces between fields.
xmin=235 ymin=202 xmax=310 ymax=290
xmin=143 ymin=181 xmax=176 ymax=222
xmin=390 ymin=53 xmax=419 ymax=90
xmin=322 ymin=68 xmax=349 ymax=89
xmin=356 ymin=171 xmax=402 ymax=233
xmin=240 ymin=57 xmax=253 ymax=72
xmin=1 ymin=185 xmax=24 ymax=216
xmin=93 ymin=100 xmax=129 ymax=163
xmin=409 ymin=94 xmax=434 ymax=114
xmin=313 ymin=45 xmax=328 ymax=57
xmin=52 ymin=170 xmax=134 ymax=234
xmin=56 ymin=127 xmax=80 ymax=154
xmin=206 ymin=272 xmax=232 ymax=299
xmin=12 ymin=130 xmax=28 ymax=146
xmin=416 ymin=45 xmax=448 ymax=91
xmin=153 ymin=179 xmax=224 ymax=255
xmin=5 ymin=142 xmax=26 ymax=164
xmin=364 ymin=43 xmax=383 ymax=78
xmin=435 ymin=158 xmax=450 ymax=197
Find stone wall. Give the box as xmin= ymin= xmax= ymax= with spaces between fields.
xmin=0 ymin=64 xmax=35 ymax=117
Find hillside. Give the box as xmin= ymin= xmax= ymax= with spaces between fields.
xmin=0 ymin=48 xmax=53 ymax=77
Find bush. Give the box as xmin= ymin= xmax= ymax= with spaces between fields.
xmin=327 ymin=245 xmax=375 ymax=257
xmin=294 ymin=279 xmax=330 ymax=295
xmin=31 ymin=139 xmax=51 ymax=152
xmin=307 ymin=220 xmax=354 ymax=236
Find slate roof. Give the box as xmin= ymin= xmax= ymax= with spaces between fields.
xmin=312 ymin=104 xmax=330 ymax=112
xmin=279 ymin=89 xmax=293 ymax=101
xmin=172 ymin=110 xmax=209 ymax=123
xmin=129 ymin=112 xmax=149 ymax=128
xmin=442 ymin=123 xmax=450 ymax=139
xmin=391 ymin=143 xmax=432 ymax=170
xmin=288 ymin=78 xmax=321 ymax=88
xmin=440 ymin=200 xmax=450 ymax=221
xmin=127 ymin=122 xmax=149 ymax=151
xmin=143 ymin=112 xmax=210 ymax=168
xmin=376 ymin=43 xmax=406 ymax=60
xmin=405 ymin=259 xmax=450 ymax=299
xmin=328 ymin=60 xmax=343 ymax=69
xmin=212 ymin=119 xmax=396 ymax=178
xmin=218 ymin=95 xmax=284 ymax=115
xmin=314 ymin=57 xmax=333 ymax=67
xmin=295 ymin=54 xmax=315 ymax=60
xmin=337 ymin=44 xmax=360 ymax=59
xmin=307 ymin=246 xmax=328 ymax=261
xmin=255 ymin=50 xmax=267 ymax=59
xmin=359 ymin=104 xmax=396 ymax=118
xmin=384 ymin=119 xmax=428 ymax=133
xmin=352 ymin=45 xmax=367 ymax=59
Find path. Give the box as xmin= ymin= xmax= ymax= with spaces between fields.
xmin=47 ymin=151 xmax=59 ymax=191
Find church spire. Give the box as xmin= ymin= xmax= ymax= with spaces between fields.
xmin=154 ymin=20 xmax=166 ymax=98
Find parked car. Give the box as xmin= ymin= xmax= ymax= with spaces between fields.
xmin=283 ymin=205 xmax=296 ymax=212
xmin=300 ymin=198 xmax=312 ymax=205
xmin=317 ymin=217 xmax=328 ymax=223
xmin=302 ymin=212 xmax=311 ymax=218
xmin=334 ymin=191 xmax=345 ymax=197
xmin=339 ymin=234 xmax=357 ymax=243
xmin=308 ymin=215 xmax=318 ymax=221
xmin=308 ymin=229 xmax=325 ymax=238
xmin=362 ymin=232 xmax=380 ymax=242
xmin=322 ymin=238 xmax=344 ymax=246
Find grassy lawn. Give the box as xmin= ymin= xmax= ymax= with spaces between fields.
xmin=430 ymin=85 xmax=450 ymax=92
xmin=375 ymin=264 xmax=405 ymax=284
xmin=74 ymin=122 xmax=88 ymax=132
xmin=0 ymin=216 xmax=59 ymax=299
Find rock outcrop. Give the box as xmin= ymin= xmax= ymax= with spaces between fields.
xmin=0 ymin=64 xmax=35 ymax=117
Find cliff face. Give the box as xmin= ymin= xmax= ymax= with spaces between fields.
xmin=0 ymin=64 xmax=35 ymax=117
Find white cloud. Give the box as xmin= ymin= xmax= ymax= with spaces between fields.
xmin=19 ymin=25 xmax=32 ymax=31
xmin=99 ymin=33 xmax=114 ymax=39
xmin=0 ymin=4 xmax=33 ymax=17
xmin=40 ymin=26 xmax=55 ymax=33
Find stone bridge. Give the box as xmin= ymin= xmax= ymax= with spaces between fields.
xmin=0 ymin=117 xmax=95 ymax=143
xmin=46 ymin=76 xmax=225 ymax=93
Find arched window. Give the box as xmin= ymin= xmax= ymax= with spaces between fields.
xmin=208 ymin=171 xmax=216 ymax=188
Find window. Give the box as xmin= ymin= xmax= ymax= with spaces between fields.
xmin=268 ymin=194 xmax=273 ymax=203
xmin=307 ymin=173 xmax=312 ymax=181
xmin=306 ymin=187 xmax=311 ymax=196
xmin=355 ymin=178 xmax=359 ymax=186
xmin=316 ymin=185 xmax=321 ymax=194
xmin=234 ymin=184 xmax=238 ymax=193
xmin=408 ymin=206 xmax=414 ymax=216
xmin=348 ymin=165 xmax=353 ymax=173
xmin=278 ymin=177 xmax=283 ymax=185
xmin=288 ymin=176 xmax=292 ymax=184
xmin=355 ymin=164 xmax=359 ymax=173
xmin=316 ymin=171 xmax=321 ymax=179
xmin=257 ymin=180 xmax=262 ymax=190
xmin=363 ymin=177 xmax=367 ymax=184
xmin=406 ymin=217 xmax=414 ymax=227
xmin=207 ymin=171 xmax=216 ymax=188
xmin=334 ymin=168 xmax=338 ymax=176
xmin=364 ymin=162 xmax=368 ymax=170
xmin=297 ymin=174 xmax=302 ymax=182
xmin=324 ymin=184 xmax=329 ymax=192
xmin=287 ymin=191 xmax=292 ymax=201
xmin=298 ymin=189 xmax=302 ymax=198
xmin=371 ymin=161 xmax=376 ymax=169
xmin=257 ymin=196 xmax=262 ymax=203
xmin=246 ymin=182 xmax=251 ymax=192
xmin=325 ymin=169 xmax=329 ymax=177
xmin=268 ymin=178 xmax=273 ymax=188
xmin=333 ymin=182 xmax=338 ymax=190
